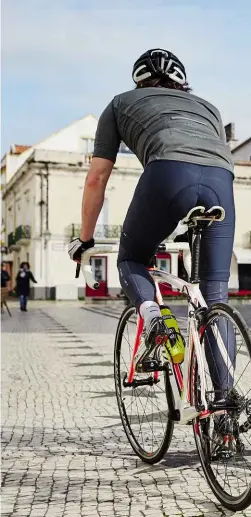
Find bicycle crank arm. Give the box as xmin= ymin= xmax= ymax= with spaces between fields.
xmin=123 ymin=374 xmax=160 ymax=388
xmin=136 ymin=359 xmax=166 ymax=373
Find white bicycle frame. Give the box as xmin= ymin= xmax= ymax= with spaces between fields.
xmin=81 ymin=245 xmax=236 ymax=425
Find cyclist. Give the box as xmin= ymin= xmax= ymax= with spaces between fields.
xmin=68 ymin=48 xmax=235 ymax=402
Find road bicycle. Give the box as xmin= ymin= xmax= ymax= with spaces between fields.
xmin=80 ymin=205 xmax=251 ymax=511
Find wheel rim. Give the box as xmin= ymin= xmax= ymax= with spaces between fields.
xmin=194 ymin=309 xmax=251 ymax=502
xmin=115 ymin=306 xmax=171 ymax=458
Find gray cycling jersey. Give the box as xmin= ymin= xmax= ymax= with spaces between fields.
xmin=93 ymin=88 xmax=234 ymax=174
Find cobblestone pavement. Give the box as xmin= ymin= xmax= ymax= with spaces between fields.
xmin=1 ymin=302 xmax=251 ymax=517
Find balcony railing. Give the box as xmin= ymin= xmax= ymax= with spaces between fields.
xmin=7 ymin=231 xmax=16 ymax=248
xmin=7 ymin=225 xmax=31 ymax=249
xmin=15 ymin=225 xmax=31 ymax=242
xmin=69 ymin=224 xmax=122 ymax=240
xmin=95 ymin=224 xmax=122 ymax=239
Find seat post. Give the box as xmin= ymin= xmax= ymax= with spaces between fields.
xmin=190 ymin=227 xmax=203 ymax=284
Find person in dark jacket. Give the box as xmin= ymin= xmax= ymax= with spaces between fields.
xmin=1 ymin=262 xmax=11 ymax=313
xmin=15 ymin=262 xmax=37 ymax=311
xmin=1 ymin=262 xmax=10 ymax=287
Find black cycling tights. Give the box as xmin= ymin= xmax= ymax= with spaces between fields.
xmin=118 ymin=160 xmax=235 ymax=399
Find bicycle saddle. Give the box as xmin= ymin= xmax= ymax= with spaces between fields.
xmin=182 ymin=205 xmax=225 ymax=225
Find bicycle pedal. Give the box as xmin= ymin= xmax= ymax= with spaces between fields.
xmin=140 ymin=359 xmax=164 ymax=372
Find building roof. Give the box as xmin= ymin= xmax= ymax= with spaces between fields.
xmin=10 ymin=144 xmax=31 ymax=155
xmin=32 ymin=114 xmax=98 ymax=149
xmin=232 ymin=137 xmax=251 ymax=154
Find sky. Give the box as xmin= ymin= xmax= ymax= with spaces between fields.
xmin=2 ymin=0 xmax=251 ymax=153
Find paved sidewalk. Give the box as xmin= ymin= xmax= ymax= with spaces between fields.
xmin=1 ymin=304 xmax=251 ymax=517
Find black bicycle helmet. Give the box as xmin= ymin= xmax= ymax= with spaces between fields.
xmin=132 ymin=48 xmax=187 ymax=86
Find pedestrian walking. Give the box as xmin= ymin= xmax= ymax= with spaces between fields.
xmin=15 ymin=262 xmax=37 ymax=312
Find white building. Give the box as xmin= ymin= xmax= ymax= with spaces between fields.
xmin=1 ymin=115 xmax=144 ymax=299
xmin=1 ymin=117 xmax=251 ymax=298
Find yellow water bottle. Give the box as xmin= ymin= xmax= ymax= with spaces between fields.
xmin=160 ymin=306 xmax=185 ymax=364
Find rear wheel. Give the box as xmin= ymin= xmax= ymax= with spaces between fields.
xmin=191 ymin=303 xmax=251 ymax=511
xmin=114 ymin=304 xmax=174 ymax=464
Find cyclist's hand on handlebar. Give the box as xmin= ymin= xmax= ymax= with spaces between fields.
xmin=68 ymin=237 xmax=95 ymax=263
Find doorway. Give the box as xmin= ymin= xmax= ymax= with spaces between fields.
xmin=85 ymin=256 xmax=108 ymax=297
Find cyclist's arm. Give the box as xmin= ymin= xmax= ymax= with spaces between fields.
xmin=80 ymin=157 xmax=113 ymax=241
xmin=80 ymin=101 xmax=120 ymax=242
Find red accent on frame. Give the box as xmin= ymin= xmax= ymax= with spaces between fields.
xmin=194 ymin=422 xmax=200 ymax=435
xmin=187 ymin=376 xmax=191 ymax=404
xmin=153 ymin=370 xmax=159 ymax=382
xmin=223 ymin=435 xmax=234 ymax=443
xmin=200 ymin=325 xmax=206 ymax=337
xmin=128 ymin=316 xmax=144 ymax=384
xmin=173 ymin=364 xmax=183 ymax=392
xmin=199 ymin=409 xmax=211 ymax=419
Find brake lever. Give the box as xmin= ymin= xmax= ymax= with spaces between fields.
xmin=75 ymin=263 xmax=81 ymax=278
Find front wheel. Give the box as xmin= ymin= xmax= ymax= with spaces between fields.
xmin=191 ymin=302 xmax=251 ymax=511
xmin=114 ymin=304 xmax=174 ymax=464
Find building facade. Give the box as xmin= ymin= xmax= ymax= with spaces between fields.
xmin=2 ymin=117 xmax=251 ymax=298
xmin=232 ymin=138 xmax=251 ymax=162
xmin=1 ymin=115 xmax=143 ymax=298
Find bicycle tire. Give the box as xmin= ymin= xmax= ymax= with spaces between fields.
xmin=114 ymin=303 xmax=174 ymax=464
xmin=191 ymin=302 xmax=251 ymax=511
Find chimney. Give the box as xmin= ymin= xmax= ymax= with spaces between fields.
xmin=224 ymin=122 xmax=238 ymax=150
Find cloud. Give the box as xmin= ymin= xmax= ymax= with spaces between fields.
xmin=2 ymin=0 xmax=251 ymax=151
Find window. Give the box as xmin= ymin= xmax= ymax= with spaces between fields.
xmin=25 ymin=198 xmax=30 ymax=225
xmin=156 ymin=257 xmax=171 ymax=273
xmin=91 ymin=257 xmax=106 ymax=282
xmin=16 ymin=202 xmax=21 ymax=226
xmin=80 ymin=138 xmax=95 ymax=154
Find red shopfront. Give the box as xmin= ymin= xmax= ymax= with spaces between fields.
xmin=156 ymin=250 xmax=188 ymax=295
xmin=85 ymin=250 xmax=186 ymax=298
xmin=85 ymin=256 xmax=108 ymax=297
